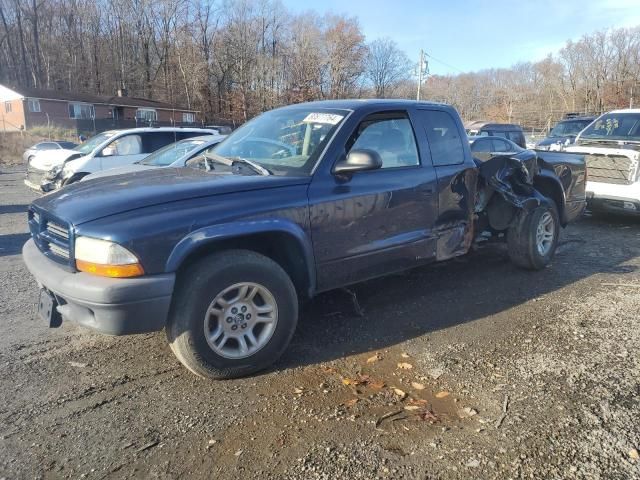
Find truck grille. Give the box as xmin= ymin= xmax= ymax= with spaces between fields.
xmin=585 ymin=154 xmax=636 ymax=185
xmin=29 ymin=209 xmax=73 ymax=267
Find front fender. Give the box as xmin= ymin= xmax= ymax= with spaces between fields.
xmin=165 ymin=218 xmax=317 ymax=294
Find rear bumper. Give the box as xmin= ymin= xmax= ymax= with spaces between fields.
xmin=22 ymin=239 xmax=175 ymax=335
xmin=586 ymin=180 xmax=640 ymax=214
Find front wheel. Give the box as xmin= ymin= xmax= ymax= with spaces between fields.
xmin=166 ymin=250 xmax=298 ymax=379
xmin=507 ymin=200 xmax=560 ymax=270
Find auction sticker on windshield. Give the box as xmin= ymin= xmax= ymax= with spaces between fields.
xmin=303 ymin=112 xmax=344 ymax=125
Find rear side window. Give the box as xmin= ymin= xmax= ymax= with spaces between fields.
xmin=507 ymin=131 xmax=524 ymax=146
xmin=141 ymin=132 xmax=179 ymax=153
xmin=421 ymin=110 xmax=465 ymax=166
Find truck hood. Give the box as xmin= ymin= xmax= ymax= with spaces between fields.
xmin=81 ymin=164 xmax=156 ymax=182
xmin=32 ymin=168 xmax=310 ymax=225
xmin=30 ymin=149 xmax=83 ymax=170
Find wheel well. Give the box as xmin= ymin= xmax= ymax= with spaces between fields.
xmin=533 ymin=177 xmax=565 ymax=224
xmin=176 ymin=232 xmax=313 ymax=300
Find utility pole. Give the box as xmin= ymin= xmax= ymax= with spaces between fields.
xmin=416 ymin=50 xmax=428 ymax=101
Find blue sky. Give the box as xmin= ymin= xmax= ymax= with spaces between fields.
xmin=282 ymin=0 xmax=640 ymax=75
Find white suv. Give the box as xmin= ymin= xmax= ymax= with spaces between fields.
xmin=26 ymin=127 xmax=218 ymax=192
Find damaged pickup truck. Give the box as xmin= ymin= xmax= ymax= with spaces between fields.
xmin=22 ymin=100 xmax=586 ymax=379
xmin=566 ymin=109 xmax=640 ymax=214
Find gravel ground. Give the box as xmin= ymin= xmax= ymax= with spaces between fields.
xmin=0 ymin=165 xmax=639 ymax=479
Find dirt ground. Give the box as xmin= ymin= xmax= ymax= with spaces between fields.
xmin=1 ymin=165 xmax=639 ymax=479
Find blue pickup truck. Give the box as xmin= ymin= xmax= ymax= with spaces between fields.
xmin=23 ymin=100 xmax=586 ymax=379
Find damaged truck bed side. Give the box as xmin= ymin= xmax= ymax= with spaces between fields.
xmin=23 ymin=100 xmax=586 ymax=379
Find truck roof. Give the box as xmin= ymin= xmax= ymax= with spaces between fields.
xmin=281 ymin=99 xmax=448 ymax=111
xmin=606 ymin=108 xmax=640 ymax=114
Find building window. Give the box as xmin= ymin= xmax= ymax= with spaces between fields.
xmin=68 ymin=102 xmax=95 ymax=119
xmin=28 ymin=98 xmax=41 ymax=112
xmin=182 ymin=112 xmax=195 ymax=123
xmin=136 ymin=108 xmax=157 ymax=122
xmin=4 ymin=101 xmax=11 ymax=113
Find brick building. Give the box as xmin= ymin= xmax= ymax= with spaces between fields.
xmin=0 ymin=84 xmax=200 ymax=133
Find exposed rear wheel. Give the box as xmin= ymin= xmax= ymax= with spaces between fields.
xmin=166 ymin=249 xmax=298 ymax=379
xmin=507 ymin=199 xmax=560 ymax=270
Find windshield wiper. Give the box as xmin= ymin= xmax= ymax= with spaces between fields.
xmin=204 ymin=152 xmax=271 ymax=176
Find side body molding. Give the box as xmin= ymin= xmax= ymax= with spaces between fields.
xmin=165 ymin=218 xmax=317 ymax=296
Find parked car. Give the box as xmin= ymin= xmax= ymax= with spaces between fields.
xmin=81 ymin=134 xmax=227 ymax=181
xmin=22 ymin=141 xmax=77 ymax=163
xmin=25 ymin=127 xmax=218 ymax=192
xmin=23 ymin=100 xmax=586 ymax=379
xmin=470 ymin=136 xmax=524 ymax=162
xmin=566 ymin=109 xmax=640 ymax=215
xmin=466 ymin=121 xmax=527 ymax=148
xmin=536 ymin=116 xmax=596 ymax=151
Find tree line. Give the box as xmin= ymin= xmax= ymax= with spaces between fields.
xmin=0 ymin=0 xmax=638 ymax=130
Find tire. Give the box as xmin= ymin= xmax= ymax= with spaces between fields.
xmin=507 ymin=199 xmax=560 ymax=270
xmin=166 ymin=249 xmax=298 ymax=379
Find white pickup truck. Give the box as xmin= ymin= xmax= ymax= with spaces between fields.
xmin=566 ymin=109 xmax=640 ymax=215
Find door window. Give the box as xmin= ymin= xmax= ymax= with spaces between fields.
xmin=108 ymin=134 xmax=143 ymax=155
xmin=470 ymin=139 xmax=492 ymax=153
xmin=347 ymin=114 xmax=419 ymax=169
xmin=421 ymin=110 xmax=465 ymax=166
xmin=493 ymin=139 xmax=510 ymax=152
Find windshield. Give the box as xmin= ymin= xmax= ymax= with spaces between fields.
xmin=73 ymin=132 xmax=116 ymax=155
xmin=550 ymin=120 xmax=592 ymax=137
xmin=580 ymin=113 xmax=640 ymax=141
xmin=212 ymin=107 xmax=348 ymax=176
xmin=138 ymin=138 xmax=207 ymax=166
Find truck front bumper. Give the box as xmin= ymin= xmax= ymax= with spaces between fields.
xmin=586 ymin=180 xmax=640 ymax=215
xmin=22 ymin=239 xmax=175 ymax=335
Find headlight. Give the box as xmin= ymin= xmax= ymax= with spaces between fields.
xmin=74 ymin=236 xmax=144 ymax=278
xmin=44 ymin=165 xmax=62 ymax=180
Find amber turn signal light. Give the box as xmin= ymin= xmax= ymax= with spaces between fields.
xmin=76 ymin=260 xmax=145 ymax=278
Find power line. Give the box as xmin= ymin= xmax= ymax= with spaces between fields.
xmin=424 ymin=52 xmax=465 ymax=74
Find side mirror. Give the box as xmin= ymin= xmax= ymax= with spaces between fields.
xmin=101 ymin=146 xmax=116 ymax=157
xmin=334 ymin=149 xmax=383 ymax=175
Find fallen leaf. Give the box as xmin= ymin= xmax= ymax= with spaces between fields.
xmin=342 ymin=378 xmax=355 ymax=386
xmin=393 ymin=388 xmax=407 ymax=400
xmin=401 ymin=353 xmax=410 ymax=358
xmin=404 ymin=405 xmax=421 ymax=411
xmin=321 ymin=366 xmax=337 ymax=374
xmin=366 ymin=354 xmax=381 ymax=364
xmin=69 ymin=361 xmax=88 ymax=368
xmin=344 ymin=398 xmax=359 ymax=407
xmin=342 ymin=375 xmax=370 ymax=387
xmin=397 ymin=362 xmax=413 ymax=370
xmin=234 ymin=449 xmax=243 ymax=457
xmin=458 ymin=407 xmax=478 ymax=418
xmin=435 ymin=391 xmax=450 ymax=399
xmin=294 ymin=387 xmax=304 ymax=394
xmin=407 ymin=398 xmax=428 ymax=406
xmin=411 ymin=382 xmax=425 ymax=390
xmin=369 ymin=380 xmax=386 ymax=390
xmin=630 ymin=449 xmax=639 ymax=460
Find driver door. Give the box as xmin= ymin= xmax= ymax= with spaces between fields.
xmin=308 ymin=110 xmax=439 ymax=292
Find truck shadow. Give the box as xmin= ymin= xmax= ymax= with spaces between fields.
xmin=0 ymin=233 xmax=31 ymax=257
xmin=278 ymin=214 xmax=640 ymax=370
xmin=0 ymin=204 xmax=29 ymax=215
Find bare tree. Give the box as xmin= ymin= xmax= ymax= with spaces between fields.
xmin=365 ymin=38 xmax=410 ymax=97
